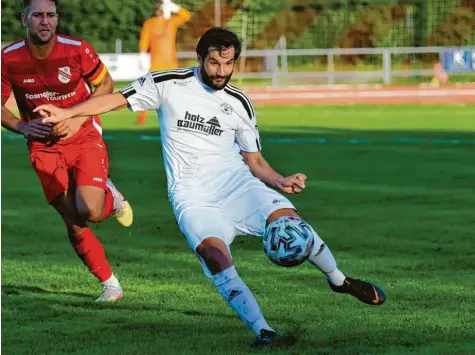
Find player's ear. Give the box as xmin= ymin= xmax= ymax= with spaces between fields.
xmin=197 ymin=55 xmax=202 ymax=65
xmin=21 ymin=13 xmax=28 ymax=28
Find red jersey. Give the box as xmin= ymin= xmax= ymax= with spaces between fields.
xmin=1 ymin=35 xmax=108 ymax=150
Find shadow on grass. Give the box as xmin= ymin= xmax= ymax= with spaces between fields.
xmin=2 ymin=284 xmax=92 ymax=299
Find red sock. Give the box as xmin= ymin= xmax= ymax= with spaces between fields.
xmin=103 ymin=187 xmax=114 ymax=220
xmin=70 ymin=228 xmax=113 ymax=282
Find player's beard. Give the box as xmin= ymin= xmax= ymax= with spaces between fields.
xmin=29 ymin=28 xmax=55 ymax=45
xmin=200 ymin=65 xmax=232 ymax=91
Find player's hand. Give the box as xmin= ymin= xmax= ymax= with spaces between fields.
xmin=276 ymin=173 xmax=307 ymax=194
xmin=19 ymin=118 xmax=52 ymax=139
xmin=51 ymin=117 xmax=88 ymax=140
xmin=33 ymin=104 xmax=71 ymax=124
xmin=163 ymin=0 xmax=180 ymax=18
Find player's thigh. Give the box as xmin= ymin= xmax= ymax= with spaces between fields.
xmin=225 ymin=184 xmax=296 ymax=237
xmin=267 ymin=208 xmax=299 ymax=224
xmin=71 ymin=136 xmax=109 ymax=208
xmin=178 ymin=206 xmax=237 ymax=251
xmin=29 ymin=149 xmax=69 ymax=204
xmin=178 ymin=206 xmax=237 ymax=277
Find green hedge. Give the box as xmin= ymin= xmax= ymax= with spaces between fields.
xmin=1 ymin=0 xmax=160 ymax=52
xmin=2 ymin=0 xmax=473 ymax=53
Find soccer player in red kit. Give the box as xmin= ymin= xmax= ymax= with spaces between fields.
xmin=1 ymin=0 xmax=133 ymax=301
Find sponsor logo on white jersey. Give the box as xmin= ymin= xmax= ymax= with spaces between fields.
xmin=58 ymin=66 xmax=72 ymax=83
xmin=177 ymin=111 xmax=223 ymax=137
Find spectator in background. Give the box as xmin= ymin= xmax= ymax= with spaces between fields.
xmin=137 ymin=0 xmax=191 ymax=125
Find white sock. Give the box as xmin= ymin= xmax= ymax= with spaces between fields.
xmin=102 ymin=274 xmax=120 ymax=288
xmin=307 ymin=227 xmax=346 ymax=286
xmin=212 ymin=266 xmax=273 ymax=335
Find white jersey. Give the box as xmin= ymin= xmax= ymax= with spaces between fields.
xmin=119 ymin=67 xmax=262 ymax=213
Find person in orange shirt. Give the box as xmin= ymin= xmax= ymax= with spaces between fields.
xmin=137 ymin=0 xmax=191 ymax=125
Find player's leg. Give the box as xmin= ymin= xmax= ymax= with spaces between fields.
xmin=75 ymin=183 xmax=132 ymax=227
xmin=75 ymin=184 xmax=111 ymax=223
xmin=66 ymin=137 xmax=128 ymax=300
xmin=30 ymin=150 xmax=121 ymax=301
xmin=73 ymin=135 xmax=133 ymax=227
xmin=266 ymin=208 xmax=386 ymax=306
xmin=51 ymin=190 xmax=122 ymax=302
xmin=178 ymin=207 xmax=274 ymax=344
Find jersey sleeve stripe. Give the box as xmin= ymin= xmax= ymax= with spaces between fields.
xmin=57 ymin=36 xmax=82 ymax=46
xmin=120 ymin=84 xmax=134 ymax=92
xmin=84 ymin=61 xmax=103 ymax=80
xmin=89 ymin=65 xmax=108 ymax=86
xmin=152 ymin=71 xmax=194 ymax=83
xmin=3 ymin=40 xmax=25 ymax=53
xmin=226 ymin=84 xmax=255 ymax=117
xmin=151 ymin=68 xmax=193 ymax=77
xmin=223 ymin=87 xmax=253 ymax=120
xmin=119 ymin=85 xmax=136 ymax=98
xmin=121 ymin=90 xmax=136 ymax=98
xmin=256 ymin=138 xmax=261 ymax=151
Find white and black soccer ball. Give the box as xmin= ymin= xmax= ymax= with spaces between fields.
xmin=263 ymin=216 xmax=314 ymax=267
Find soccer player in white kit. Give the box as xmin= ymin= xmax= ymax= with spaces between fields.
xmin=35 ymin=27 xmax=386 ymax=346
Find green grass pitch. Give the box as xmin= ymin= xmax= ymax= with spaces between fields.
xmin=2 ymin=105 xmax=475 ymax=354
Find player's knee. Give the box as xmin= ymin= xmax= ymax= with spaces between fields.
xmin=76 ymin=203 xmax=103 ymax=223
xmin=266 ymin=208 xmax=299 ymax=226
xmin=87 ymin=206 xmax=104 ymax=223
xmin=52 ymin=194 xmax=87 ymax=227
xmin=196 ymin=238 xmax=233 ymax=275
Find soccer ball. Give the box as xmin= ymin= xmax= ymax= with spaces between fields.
xmin=263 ymin=216 xmax=314 ymax=267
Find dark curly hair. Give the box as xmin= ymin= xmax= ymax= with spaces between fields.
xmin=196 ymin=27 xmax=242 ymax=60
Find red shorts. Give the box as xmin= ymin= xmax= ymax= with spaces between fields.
xmin=29 ymin=126 xmax=109 ymax=204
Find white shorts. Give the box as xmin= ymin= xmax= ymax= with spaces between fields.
xmin=175 ymin=173 xmax=295 ymax=277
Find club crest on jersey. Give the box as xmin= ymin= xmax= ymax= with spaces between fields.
xmin=58 ymin=66 xmax=71 ymax=83
xmin=220 ymin=103 xmax=233 ymax=115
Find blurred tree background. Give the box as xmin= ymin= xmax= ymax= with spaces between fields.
xmin=1 ymin=0 xmax=473 ymax=52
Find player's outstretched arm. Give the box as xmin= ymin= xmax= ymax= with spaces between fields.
xmin=50 ymin=72 xmax=116 ymax=138
xmin=241 ymin=151 xmax=307 ymax=194
xmin=34 ymin=92 xmax=128 ymax=124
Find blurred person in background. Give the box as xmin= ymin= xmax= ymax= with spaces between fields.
xmin=137 ymin=0 xmax=191 ymax=125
